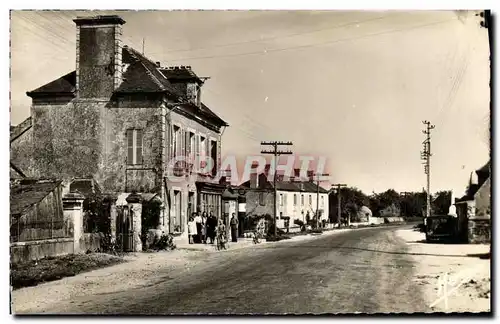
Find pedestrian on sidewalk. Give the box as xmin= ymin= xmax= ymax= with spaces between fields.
xmin=194 ymin=212 xmax=203 ymax=243
xmin=188 ymin=216 xmax=197 ymax=244
xmin=230 ymin=213 xmax=239 ymax=242
xmin=206 ymin=212 xmax=217 ymax=244
xmin=201 ymin=212 xmax=208 ymax=244
xmin=216 ymin=218 xmax=227 ymax=249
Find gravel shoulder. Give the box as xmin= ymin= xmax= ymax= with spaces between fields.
xmin=395 ymin=228 xmax=491 ymax=313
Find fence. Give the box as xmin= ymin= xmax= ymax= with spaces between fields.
xmin=10 ymin=217 xmax=71 ymax=243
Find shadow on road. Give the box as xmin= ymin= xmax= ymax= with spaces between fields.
xmin=259 ymin=243 xmax=485 ymax=258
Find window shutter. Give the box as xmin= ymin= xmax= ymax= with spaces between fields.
xmin=185 ymin=131 xmax=190 ymax=160
xmin=195 ymin=134 xmax=200 ymax=157
xmin=136 ymin=129 xmax=143 ymax=164
xmin=127 ymin=129 xmax=134 ymax=165
xmin=180 ymin=129 xmax=186 ymax=168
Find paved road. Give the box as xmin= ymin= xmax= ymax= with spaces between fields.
xmin=35 ymin=226 xmax=429 ymax=314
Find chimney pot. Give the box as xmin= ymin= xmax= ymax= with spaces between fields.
xmin=156 ymin=62 xmax=161 ymax=67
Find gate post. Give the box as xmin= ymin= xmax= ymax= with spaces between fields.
xmin=104 ymin=194 xmax=118 ymax=245
xmin=126 ymin=193 xmax=143 ymax=252
xmin=63 ymin=192 xmax=85 ymax=253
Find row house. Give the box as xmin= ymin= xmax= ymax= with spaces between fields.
xmin=13 ymin=15 xmax=229 ymax=247
xmin=241 ymin=166 xmax=329 ymax=229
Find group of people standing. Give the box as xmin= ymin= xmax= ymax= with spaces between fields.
xmin=188 ymin=212 xmax=240 ymax=245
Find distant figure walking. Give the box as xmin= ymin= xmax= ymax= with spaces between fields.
xmin=230 ymin=213 xmax=239 ymax=242
xmin=216 ymin=219 xmax=227 ymax=250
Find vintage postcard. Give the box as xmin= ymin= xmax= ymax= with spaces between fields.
xmin=9 ymin=9 xmax=491 ymax=315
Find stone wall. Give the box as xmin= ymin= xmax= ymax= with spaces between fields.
xmin=245 ymin=190 xmax=274 ymax=218
xmin=10 ymin=124 xmax=36 ymax=177
xmin=468 ymin=219 xmax=491 ymax=244
xmin=10 ymin=238 xmax=74 ymax=264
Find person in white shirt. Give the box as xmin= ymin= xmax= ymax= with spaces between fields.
xmin=194 ymin=212 xmax=203 ymax=243
xmin=188 ymin=216 xmax=197 ymax=244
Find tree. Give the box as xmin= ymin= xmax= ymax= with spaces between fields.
xmin=400 ymin=192 xmax=426 ymax=217
xmin=329 ymin=187 xmax=370 ymax=222
xmin=369 ymin=189 xmax=401 ymax=216
xmin=431 ymin=190 xmax=452 ymax=216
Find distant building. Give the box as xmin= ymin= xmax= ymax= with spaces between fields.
xmin=240 ymin=166 xmax=329 ymax=230
xmin=455 ymin=160 xmax=491 ymax=243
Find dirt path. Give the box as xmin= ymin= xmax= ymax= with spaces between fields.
xmin=396 ymin=228 xmax=491 ymax=313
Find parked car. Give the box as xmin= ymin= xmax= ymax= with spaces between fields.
xmin=425 ymin=215 xmax=457 ymax=242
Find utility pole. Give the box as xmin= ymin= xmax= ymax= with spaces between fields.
xmin=421 ymin=120 xmax=435 ymax=222
xmin=332 ymin=184 xmax=347 ymax=227
xmin=261 ymin=141 xmax=293 ymax=237
xmin=313 ymin=173 xmax=330 ymax=229
xmin=142 ymin=38 xmax=145 ymax=55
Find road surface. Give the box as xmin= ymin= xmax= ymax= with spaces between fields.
xmin=21 ymin=226 xmax=429 ymax=314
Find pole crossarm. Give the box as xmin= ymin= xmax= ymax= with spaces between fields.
xmin=260 ymin=141 xmax=294 ymax=236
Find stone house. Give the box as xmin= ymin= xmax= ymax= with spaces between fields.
xmin=11 ymin=15 xmax=229 ymax=249
xmin=455 ymin=160 xmax=491 ymax=243
xmin=240 ymin=167 xmax=329 ymax=231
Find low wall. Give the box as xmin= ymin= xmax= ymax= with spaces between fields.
xmin=468 ymin=218 xmax=490 ymax=244
xmin=10 ymin=238 xmax=74 ymax=264
xmin=80 ymin=233 xmax=105 ymax=252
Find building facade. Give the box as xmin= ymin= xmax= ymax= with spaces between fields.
xmin=241 ymin=168 xmax=329 ymax=229
xmin=13 ymin=15 xmax=229 ymax=243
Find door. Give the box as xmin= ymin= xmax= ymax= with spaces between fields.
xmin=116 ymin=207 xmax=134 ymax=252
xmin=187 ymin=191 xmax=195 ymax=223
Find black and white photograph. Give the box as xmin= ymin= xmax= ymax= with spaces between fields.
xmin=8 ymin=6 xmax=492 ymax=315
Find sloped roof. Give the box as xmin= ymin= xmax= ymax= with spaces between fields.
xmin=69 ymin=178 xmax=102 ymax=197
xmin=160 ymin=66 xmax=202 ymax=83
xmin=26 ymin=46 xmax=228 ymax=127
xmin=26 ymin=71 xmax=76 ymax=97
xmin=240 ymin=174 xmax=328 ymax=193
xmin=10 ymin=179 xmax=62 ymax=215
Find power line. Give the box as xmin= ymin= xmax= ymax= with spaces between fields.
xmin=149 ymin=14 xmax=391 ymax=55
xmin=163 ymin=18 xmax=457 ymax=63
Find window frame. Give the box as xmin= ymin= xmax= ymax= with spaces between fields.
xmin=127 ymin=128 xmax=144 ymax=165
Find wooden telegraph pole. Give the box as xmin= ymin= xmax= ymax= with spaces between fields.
xmin=313 ymin=173 xmax=330 ymax=229
xmin=261 ymin=141 xmax=293 ymax=237
xmin=421 ymin=120 xmax=435 ymax=222
xmin=332 ymin=183 xmax=347 ymax=227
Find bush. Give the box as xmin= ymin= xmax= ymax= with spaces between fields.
xmin=266 ymin=234 xmax=291 ymax=242
xmin=266 ymin=222 xmax=286 ymax=237
xmin=149 ymin=233 xmax=176 ymax=251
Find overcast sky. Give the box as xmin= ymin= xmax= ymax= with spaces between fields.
xmin=10 ymin=10 xmax=490 ymax=195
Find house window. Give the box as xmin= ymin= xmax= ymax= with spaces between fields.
xmin=127 ymin=129 xmax=143 ymax=165
xmin=321 ymin=196 xmax=325 ymax=208
xmin=210 ymin=140 xmax=218 ymax=176
xmin=259 ymin=192 xmax=266 ymax=206
xmin=173 ymin=125 xmax=180 ymax=158
xmin=309 ymin=195 xmax=312 ymax=205
xmin=186 ymin=131 xmax=195 ymax=159
xmin=294 ymin=194 xmax=297 ymax=206
xmin=200 ymin=136 xmax=206 ymax=157
xmin=301 ymin=194 xmax=304 ymax=205
xmin=279 ymin=194 xmax=283 ymax=206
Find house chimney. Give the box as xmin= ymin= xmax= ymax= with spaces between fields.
xmin=74 ymin=15 xmax=126 ymax=99
xmin=307 ymin=170 xmax=314 ymax=181
xmin=249 ymin=162 xmax=259 ymax=189
xmin=156 ymin=62 xmax=161 ymax=67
